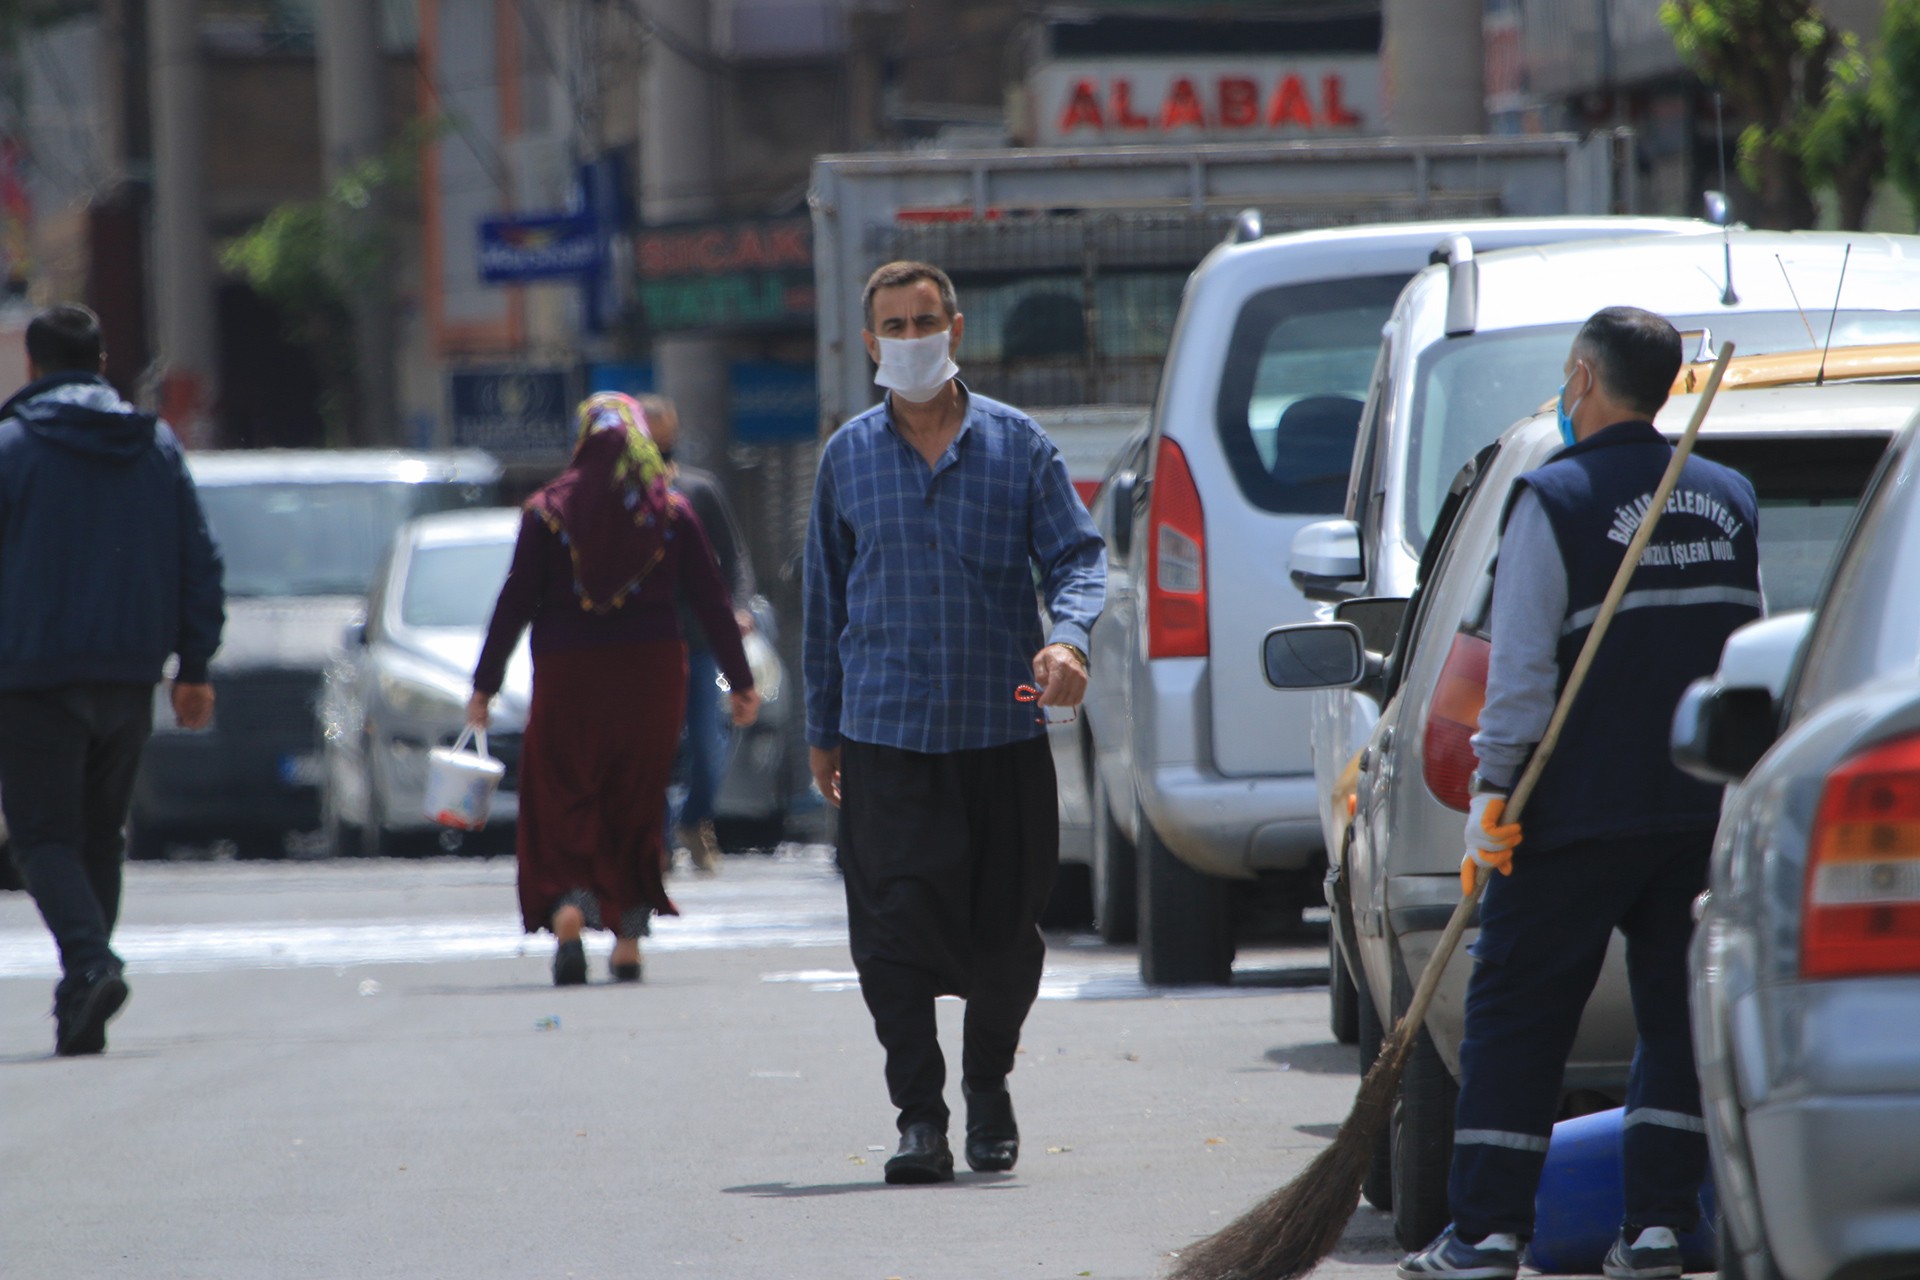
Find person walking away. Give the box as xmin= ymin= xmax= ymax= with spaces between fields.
xmin=0 ymin=304 xmax=225 ymax=1056
xmin=467 ymin=393 xmax=758 ymax=986
xmin=638 ymin=393 xmax=755 ymax=874
xmin=1397 ymin=307 xmax=1762 ymax=1280
xmin=804 ymin=260 xmax=1106 ymax=1184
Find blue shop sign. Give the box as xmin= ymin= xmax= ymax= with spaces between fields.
xmin=448 ymin=367 xmax=572 ymax=456
xmin=731 ymin=362 xmax=817 ymax=443
xmin=477 ymin=213 xmax=601 ymax=283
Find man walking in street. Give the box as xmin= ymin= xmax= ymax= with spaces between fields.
xmin=639 ymin=393 xmax=756 ymax=874
xmin=804 ymin=261 xmax=1106 ymax=1184
xmin=0 ymin=305 xmax=226 ymax=1056
xmin=1398 ymin=307 xmax=1761 ymax=1280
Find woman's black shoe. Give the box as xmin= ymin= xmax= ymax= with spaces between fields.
xmin=610 ymin=959 xmax=642 ymax=983
xmin=552 ymin=939 xmax=588 ymax=986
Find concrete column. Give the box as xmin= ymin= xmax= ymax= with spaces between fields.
xmin=149 ymin=0 xmax=217 ymax=447
xmin=1383 ymin=0 xmax=1487 ymax=136
xmin=641 ymin=0 xmax=729 ymax=475
xmin=316 ymin=0 xmax=397 ymax=446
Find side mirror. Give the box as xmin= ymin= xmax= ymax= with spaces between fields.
xmin=1702 ymin=190 xmax=1730 ymax=226
xmin=342 ymin=620 xmax=367 ymax=649
xmin=1262 ymin=622 xmax=1368 ymax=690
xmin=1290 ymin=519 xmax=1364 ymax=603
xmin=1333 ymin=596 xmax=1409 ymax=655
xmin=1106 ymin=470 xmax=1137 ymax=561
xmin=1671 ymin=678 xmax=1777 ymax=784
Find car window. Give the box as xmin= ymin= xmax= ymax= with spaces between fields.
xmin=1690 ymin=434 xmax=1886 ymax=614
xmin=1790 ymin=429 xmax=1920 ymax=718
xmin=1403 ymin=310 xmax=1920 ymax=554
xmin=199 ymin=481 xmax=490 ymax=598
xmin=400 ymin=541 xmax=516 ymax=628
xmin=1215 ymin=274 xmax=1408 ymax=515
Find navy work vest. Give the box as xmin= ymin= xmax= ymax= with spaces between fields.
xmin=1508 ymin=420 xmax=1762 ymax=853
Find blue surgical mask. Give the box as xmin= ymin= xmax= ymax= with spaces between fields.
xmin=1556 ymin=365 xmax=1585 ymax=448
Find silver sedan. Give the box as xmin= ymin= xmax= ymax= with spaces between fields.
xmin=1676 ymin=407 xmax=1920 ymax=1280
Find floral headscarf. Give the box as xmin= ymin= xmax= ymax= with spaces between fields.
xmin=525 ymin=393 xmax=679 ymax=613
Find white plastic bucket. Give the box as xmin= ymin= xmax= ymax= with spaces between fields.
xmin=424 ymin=726 xmax=506 ymax=831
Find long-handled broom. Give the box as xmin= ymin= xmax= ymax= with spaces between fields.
xmin=1169 ymin=341 xmax=1738 ymax=1280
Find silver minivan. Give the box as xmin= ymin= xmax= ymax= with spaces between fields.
xmin=1269 ymin=370 xmax=1908 ymax=1251
xmin=1074 ymin=215 xmax=1709 ymax=984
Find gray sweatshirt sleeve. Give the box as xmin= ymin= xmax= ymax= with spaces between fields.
xmin=1470 ymin=488 xmax=1567 ymax=791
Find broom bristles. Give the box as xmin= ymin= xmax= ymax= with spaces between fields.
xmin=1166 ymin=1022 xmax=1419 ymax=1280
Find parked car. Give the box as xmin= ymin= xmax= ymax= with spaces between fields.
xmin=1264 ymin=364 xmax=1912 ymax=1250
xmin=130 ymin=450 xmax=502 ymax=859
xmin=318 ymin=507 xmax=526 ymax=856
xmin=1675 ymin=407 xmax=1920 ymax=1280
xmin=1076 ymin=213 xmax=1712 ymax=980
xmin=1298 ymin=230 xmax=1920 ymax=889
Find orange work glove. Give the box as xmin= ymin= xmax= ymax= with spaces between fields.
xmin=1461 ymin=792 xmax=1522 ymax=895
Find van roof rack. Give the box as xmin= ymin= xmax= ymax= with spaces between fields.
xmin=1673 ymin=341 xmax=1920 ymax=393
xmin=1228 ymin=208 xmax=1263 ymax=244
xmin=1434 ymin=235 xmax=1477 ymax=337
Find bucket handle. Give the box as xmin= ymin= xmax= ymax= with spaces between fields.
xmin=450 ymin=725 xmax=492 ymax=760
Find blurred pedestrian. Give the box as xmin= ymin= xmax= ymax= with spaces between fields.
xmin=638 ymin=393 xmax=756 ymax=875
xmin=1399 ymin=308 xmax=1762 ymax=1280
xmin=804 ymin=261 xmax=1106 ymax=1183
xmin=468 ymin=392 xmax=758 ymax=987
xmin=0 ymin=304 xmax=225 ymax=1056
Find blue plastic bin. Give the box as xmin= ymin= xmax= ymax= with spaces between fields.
xmin=1525 ymin=1106 xmax=1719 ymax=1274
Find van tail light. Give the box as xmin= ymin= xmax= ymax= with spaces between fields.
xmin=1423 ymin=632 xmax=1489 ymax=812
xmin=1147 ymin=436 xmax=1209 ymax=659
xmin=1801 ymin=732 xmax=1920 ymax=979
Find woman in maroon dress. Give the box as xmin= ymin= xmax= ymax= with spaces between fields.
xmin=466 ymin=393 xmax=757 ymax=985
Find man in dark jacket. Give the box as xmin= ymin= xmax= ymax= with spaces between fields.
xmin=639 ymin=394 xmax=754 ymax=873
xmin=0 ymin=305 xmax=226 ymax=1056
xmin=1399 ymin=307 xmax=1761 ymax=1280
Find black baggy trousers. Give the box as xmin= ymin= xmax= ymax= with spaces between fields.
xmin=0 ymin=682 xmax=154 ymax=998
xmin=837 ymin=736 xmax=1058 ymax=1132
xmin=1449 ymin=828 xmax=1712 ymax=1242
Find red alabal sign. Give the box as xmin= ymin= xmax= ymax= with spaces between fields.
xmin=1034 ymin=57 xmax=1381 ymax=145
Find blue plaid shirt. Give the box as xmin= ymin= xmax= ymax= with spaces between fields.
xmin=804 ymin=389 xmax=1107 ymax=754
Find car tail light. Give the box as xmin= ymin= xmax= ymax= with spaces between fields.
xmin=1423 ymin=632 xmax=1489 ymax=812
xmin=1801 ymin=732 xmax=1920 ymax=979
xmin=1147 ymin=436 xmax=1208 ymax=659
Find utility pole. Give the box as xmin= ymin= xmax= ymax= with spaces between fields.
xmin=316 ymin=0 xmax=397 ymax=446
xmin=1383 ymin=0 xmax=1488 ymax=136
xmin=149 ymin=0 xmax=217 ymax=447
xmin=641 ymin=0 xmax=729 ymax=476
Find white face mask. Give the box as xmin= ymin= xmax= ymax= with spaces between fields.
xmin=873 ymin=331 xmax=959 ymax=404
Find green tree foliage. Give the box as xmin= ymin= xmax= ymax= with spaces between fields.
xmin=1875 ymin=1 xmax=1920 ymax=221
xmin=1660 ymin=0 xmax=1839 ymax=228
xmin=222 ymin=124 xmax=434 ymax=440
xmin=1663 ymin=0 xmax=1920 ymax=229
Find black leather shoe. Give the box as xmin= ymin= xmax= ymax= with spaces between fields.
xmin=884 ymin=1121 xmax=955 ymax=1184
xmin=963 ymin=1082 xmax=1019 ymax=1172
xmin=552 ymin=940 xmax=588 ymax=986
xmin=610 ymin=959 xmax=643 ymax=983
xmin=55 ymin=969 xmax=129 ymax=1058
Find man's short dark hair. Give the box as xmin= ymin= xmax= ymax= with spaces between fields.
xmin=26 ymin=304 xmax=103 ymax=374
xmin=1574 ymin=306 xmax=1682 ymax=417
xmin=862 ymin=261 xmax=958 ymax=331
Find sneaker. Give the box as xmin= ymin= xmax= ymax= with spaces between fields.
xmin=55 ymin=969 xmax=129 ymax=1058
xmin=1398 ymin=1227 xmax=1521 ymax=1280
xmin=1603 ymin=1226 xmax=1682 ymax=1280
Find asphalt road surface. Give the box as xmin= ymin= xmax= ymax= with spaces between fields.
xmin=2 ymin=847 xmax=1405 ymax=1280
